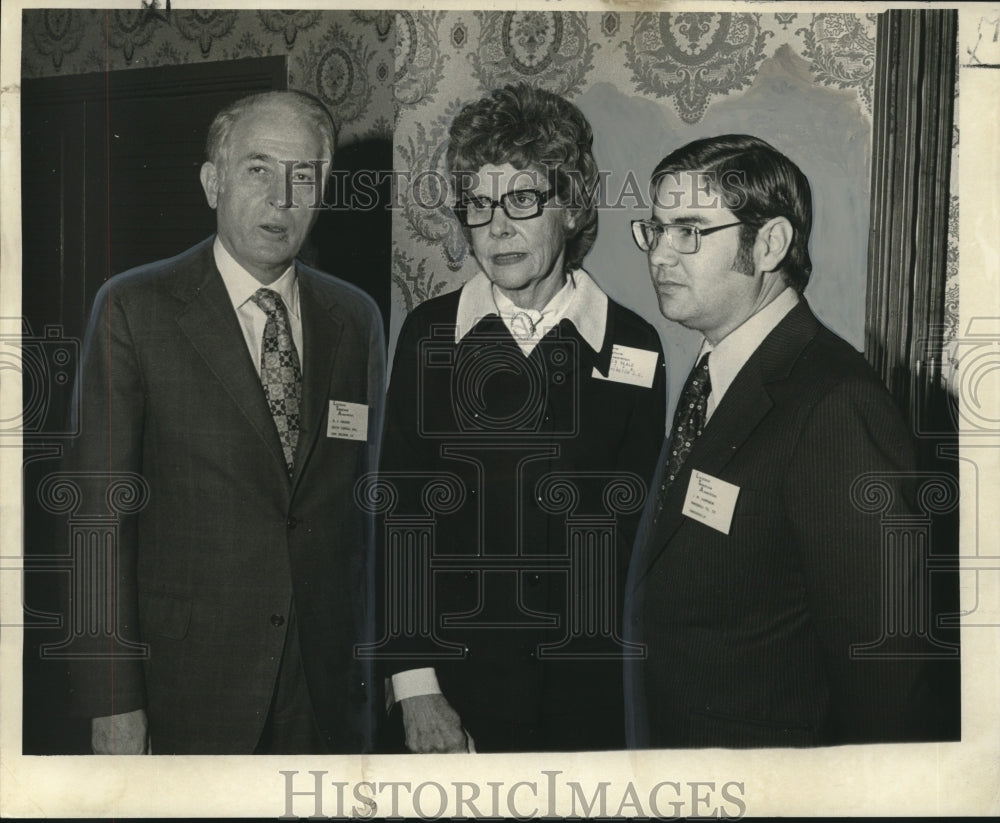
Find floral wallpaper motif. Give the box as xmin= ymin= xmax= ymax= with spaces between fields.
xmin=105 ymin=10 xmax=160 ymax=63
xmin=21 ymin=9 xmax=394 ymax=146
xmin=625 ymin=12 xmax=773 ymax=124
xmin=20 ymin=9 xmax=959 ymax=348
xmin=798 ymin=13 xmax=877 ymax=114
xmin=27 ymin=8 xmax=87 ymax=70
xmin=775 ymin=13 xmax=799 ymax=31
xmin=944 ymin=55 xmax=960 ymax=366
xmin=392 ymin=248 xmax=450 ymax=314
xmin=944 ymin=195 xmax=960 ymax=344
xmin=451 ymin=21 xmax=469 ymax=50
xmin=394 ymin=11 xmax=448 ymax=110
xmin=470 ymin=11 xmax=599 ymax=98
xmin=396 ymin=102 xmax=470 ymax=270
xmin=392 ymin=11 xmax=889 ymax=320
xmin=294 ymin=22 xmax=375 ymax=125
xmin=173 ymin=9 xmax=238 ymax=57
xmin=219 ymin=31 xmax=272 ymax=63
xmin=258 ymin=10 xmax=322 ymax=48
xmin=601 ymin=13 xmax=621 ymax=40
xmin=352 ymin=10 xmax=393 ymax=42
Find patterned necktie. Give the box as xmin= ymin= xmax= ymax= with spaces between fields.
xmin=250 ymin=288 xmax=302 ymax=476
xmin=654 ymin=352 xmax=712 ymax=518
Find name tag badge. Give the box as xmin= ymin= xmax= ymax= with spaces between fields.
xmin=591 ymin=344 xmax=658 ymax=388
xmin=327 ymin=400 xmax=369 ymax=441
xmin=682 ymin=470 xmax=741 ymax=535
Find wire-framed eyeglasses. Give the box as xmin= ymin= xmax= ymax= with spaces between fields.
xmin=455 ymin=188 xmax=554 ymax=228
xmin=631 ymin=219 xmax=743 ymax=254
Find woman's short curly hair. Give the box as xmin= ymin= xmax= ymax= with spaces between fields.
xmin=446 ymin=83 xmax=599 ymax=274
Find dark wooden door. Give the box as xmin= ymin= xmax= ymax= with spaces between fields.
xmin=21 ymin=56 xmax=287 ymax=344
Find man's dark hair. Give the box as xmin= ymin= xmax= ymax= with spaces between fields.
xmin=652 ymin=134 xmax=813 ymax=292
xmin=446 ymin=82 xmax=599 ymax=275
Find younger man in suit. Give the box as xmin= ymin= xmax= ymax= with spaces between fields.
xmin=67 ymin=91 xmax=384 ymax=754
xmin=625 ymin=135 xmax=934 ymax=747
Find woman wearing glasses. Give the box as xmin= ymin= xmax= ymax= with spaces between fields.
xmin=379 ymin=83 xmax=665 ymax=753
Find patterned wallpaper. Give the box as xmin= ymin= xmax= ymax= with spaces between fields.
xmin=939 ymin=46 xmax=960 ymax=395
xmin=391 ymin=10 xmax=881 ymax=312
xmin=21 ymin=8 xmax=395 ymax=146
xmin=390 ymin=9 xmax=960 ymax=364
xmin=19 ymin=8 xmax=960 ymax=354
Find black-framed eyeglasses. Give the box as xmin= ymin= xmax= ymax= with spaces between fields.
xmin=455 ymin=188 xmax=554 ymax=228
xmin=631 ymin=219 xmax=743 ymax=254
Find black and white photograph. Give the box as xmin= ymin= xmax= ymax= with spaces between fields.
xmin=1 ymin=0 xmax=997 ymax=818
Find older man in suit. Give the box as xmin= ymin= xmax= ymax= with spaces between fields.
xmin=66 ymin=90 xmax=384 ymax=754
xmin=625 ymin=135 xmax=933 ymax=748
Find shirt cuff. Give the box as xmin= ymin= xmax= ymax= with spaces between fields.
xmin=390 ymin=668 xmax=441 ymax=702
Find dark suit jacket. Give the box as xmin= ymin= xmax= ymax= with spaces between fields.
xmin=626 ymin=300 xmax=933 ymax=748
xmin=378 ymin=285 xmax=665 ymax=751
xmin=64 ymin=237 xmax=385 ymax=754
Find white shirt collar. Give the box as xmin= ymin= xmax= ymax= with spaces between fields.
xmin=700 ymin=286 xmax=800 ymax=413
xmin=213 ymin=236 xmax=300 ymax=319
xmin=454 ymin=268 xmax=608 ymax=353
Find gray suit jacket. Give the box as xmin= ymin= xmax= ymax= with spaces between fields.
xmin=65 ymin=236 xmax=385 ymax=753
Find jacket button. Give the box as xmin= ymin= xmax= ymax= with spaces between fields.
xmin=286 ymin=517 xmax=298 ymax=529
xmin=270 ymin=614 xmax=285 ymax=627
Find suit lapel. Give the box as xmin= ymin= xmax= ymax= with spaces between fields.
xmin=637 ymin=366 xmax=772 ymax=582
xmin=173 ymin=242 xmax=288 ymax=473
xmin=292 ymin=267 xmax=345 ymax=490
xmin=636 ymin=301 xmax=821 ymax=583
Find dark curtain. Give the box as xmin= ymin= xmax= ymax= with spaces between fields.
xmin=866 ymin=8 xmax=961 ymax=741
xmin=866 ymin=9 xmax=957 ymax=436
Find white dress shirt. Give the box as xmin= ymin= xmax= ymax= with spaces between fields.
xmin=213 ymin=237 xmax=304 ymax=373
xmin=454 ymin=268 xmax=608 ymax=355
xmin=700 ymin=287 xmax=800 ymax=421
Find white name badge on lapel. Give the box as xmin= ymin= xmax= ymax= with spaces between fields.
xmin=682 ymin=470 xmax=741 ymax=535
xmin=327 ymin=400 xmax=369 ymax=441
xmin=591 ymin=344 xmax=658 ymax=388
